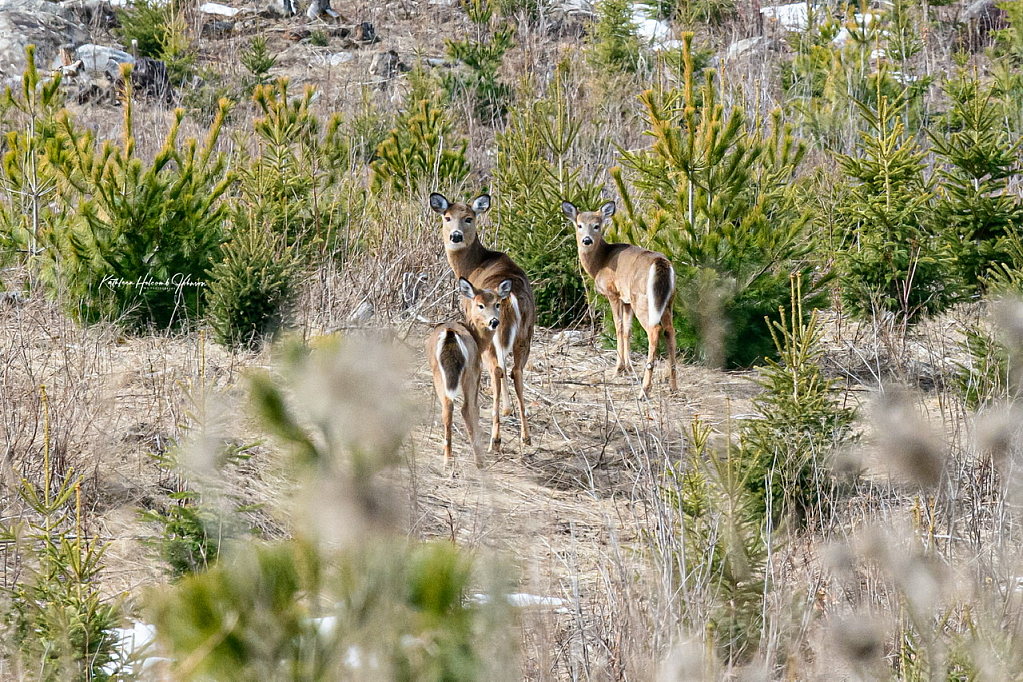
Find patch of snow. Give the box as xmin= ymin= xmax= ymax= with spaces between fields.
xmin=326 ymin=52 xmax=354 ymax=66
xmin=760 ymin=2 xmax=810 ymax=31
xmin=551 ymin=330 xmax=587 ymax=346
xmin=101 ymin=622 xmax=158 ymax=675
xmin=630 ymin=3 xmax=672 ymax=44
xmin=199 ymin=2 xmax=240 ymax=16
xmin=470 ymin=592 xmax=571 ymax=611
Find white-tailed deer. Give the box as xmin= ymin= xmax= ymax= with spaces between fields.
xmin=563 ymin=200 xmax=677 ymax=394
xmin=426 ymin=277 xmax=512 ymax=467
xmin=429 ymin=192 xmax=535 ymax=452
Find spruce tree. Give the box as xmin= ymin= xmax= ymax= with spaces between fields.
xmin=42 ymin=81 xmax=233 ymax=329
xmin=588 ymin=0 xmax=642 ymax=75
xmin=612 ymin=35 xmax=826 ymax=367
xmin=441 ymin=0 xmax=515 ymax=125
xmin=371 ymin=70 xmax=470 ymax=195
xmin=837 ymin=82 xmax=959 ymax=326
xmin=0 ymin=47 xmax=67 ymax=273
xmin=495 ymin=70 xmax=603 ymax=327
xmin=929 ymin=72 xmax=1023 ymax=286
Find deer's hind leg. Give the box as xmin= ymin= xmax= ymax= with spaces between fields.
xmin=663 ymin=305 xmax=678 ymax=391
xmin=441 ymin=395 xmax=454 ymax=466
xmin=484 ymin=351 xmax=504 ymax=453
xmin=641 ymin=322 xmax=662 ymax=396
xmin=510 ymin=346 xmax=530 ymax=446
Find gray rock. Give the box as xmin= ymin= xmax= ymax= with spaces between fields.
xmin=263 ymin=0 xmax=296 ymax=17
xmin=0 ymin=0 xmax=88 ymax=79
xmin=201 ymin=19 xmax=235 ymax=36
xmin=369 ymin=48 xmax=404 ymax=80
xmin=74 ymin=43 xmax=134 ymax=78
xmin=964 ymin=0 xmax=1005 ymax=28
xmin=131 ymin=56 xmax=170 ymax=101
xmin=354 ymin=21 xmax=375 ymax=42
xmin=63 ymin=0 xmax=118 ymax=29
xmin=306 ymin=0 xmax=337 ymax=19
xmin=724 ymin=36 xmax=779 ymax=61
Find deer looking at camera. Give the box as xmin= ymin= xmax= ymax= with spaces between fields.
xmin=429 ymin=192 xmax=535 ymax=452
xmin=563 ymin=200 xmax=677 ymax=394
xmin=426 ymin=277 xmax=512 ymax=467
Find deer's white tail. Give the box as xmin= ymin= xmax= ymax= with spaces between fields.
xmin=648 ymin=260 xmax=675 ymax=328
xmin=436 ymin=330 xmax=467 ymax=400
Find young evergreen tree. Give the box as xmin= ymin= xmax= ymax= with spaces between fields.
xmin=837 ymin=83 xmax=960 ymax=326
xmin=494 ymin=70 xmax=603 ymax=327
xmin=929 ymin=72 xmax=1023 ymax=287
xmin=41 ymin=81 xmax=233 ymax=329
xmin=740 ymin=276 xmax=854 ymax=528
xmin=0 ymin=47 xmax=67 ymax=273
xmin=441 ymin=0 xmax=515 ymax=125
xmin=371 ymin=70 xmax=470 ymax=195
xmin=612 ymin=35 xmax=826 ymax=368
xmin=588 ymin=0 xmax=643 ymax=74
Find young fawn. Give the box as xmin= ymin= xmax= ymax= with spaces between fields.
xmin=426 ymin=277 xmax=512 ymax=467
xmin=429 ymin=192 xmax=535 ymax=452
xmin=563 ymin=200 xmax=678 ymax=394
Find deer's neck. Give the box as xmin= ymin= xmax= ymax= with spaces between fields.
xmin=466 ymin=323 xmax=494 ymax=349
xmin=579 ymin=239 xmax=614 ymax=278
xmin=447 ymin=239 xmax=488 ymax=279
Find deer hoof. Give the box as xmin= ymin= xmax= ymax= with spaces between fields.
xmin=489 ymin=437 xmax=501 ymax=453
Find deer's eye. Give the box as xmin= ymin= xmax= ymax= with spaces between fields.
xmin=495 ymin=303 xmax=501 ymax=309
xmin=478 ymin=304 xmax=484 ymax=310
xmin=465 ymin=218 xmax=473 ymax=224
xmin=444 ymin=216 xmax=451 ymax=221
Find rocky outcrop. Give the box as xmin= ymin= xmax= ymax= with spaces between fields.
xmin=0 ymin=0 xmax=88 ymax=81
xmin=724 ymin=36 xmax=781 ymax=61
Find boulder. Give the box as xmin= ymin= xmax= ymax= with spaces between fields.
xmin=201 ymin=19 xmax=234 ymax=36
xmin=306 ymin=0 xmax=338 ymax=19
xmin=131 ymin=55 xmax=170 ymax=101
xmin=369 ymin=48 xmax=405 ymax=80
xmin=0 ymin=0 xmax=88 ymax=80
xmin=73 ymin=43 xmax=134 ymax=78
xmin=964 ymin=0 xmax=1004 ymax=27
xmin=63 ymin=0 xmax=119 ymax=29
xmin=724 ymin=36 xmax=779 ymax=61
xmin=354 ymin=21 xmax=376 ymax=43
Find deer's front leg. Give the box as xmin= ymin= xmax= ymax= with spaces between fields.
xmin=607 ymin=295 xmax=627 ymax=374
xmin=621 ymin=303 xmax=635 ymax=373
xmin=488 ymin=358 xmax=504 ymax=453
xmin=463 ymin=382 xmax=484 ymax=467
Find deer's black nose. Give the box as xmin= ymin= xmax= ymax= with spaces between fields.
xmin=450 ymin=232 xmax=464 ymax=243
xmin=489 ymin=318 xmax=499 ymax=330
xmin=582 ymin=236 xmax=593 ymax=246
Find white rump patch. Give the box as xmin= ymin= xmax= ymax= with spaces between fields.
xmin=648 ymin=262 xmax=674 ymax=328
xmin=436 ymin=333 xmax=466 ymax=400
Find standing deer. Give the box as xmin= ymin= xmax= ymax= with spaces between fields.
xmin=563 ymin=200 xmax=677 ymax=394
xmin=426 ymin=277 xmax=512 ymax=467
xmin=429 ymin=192 xmax=535 ymax=451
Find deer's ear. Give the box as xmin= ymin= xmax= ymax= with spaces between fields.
xmin=471 ymin=194 xmax=491 ymax=214
xmin=458 ymin=277 xmax=476 ymax=300
xmin=497 ymin=279 xmax=513 ymax=299
xmin=429 ymin=193 xmax=450 ymax=214
xmin=600 ymin=200 xmax=616 ymax=220
xmin=561 ymin=201 xmax=578 ymax=221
